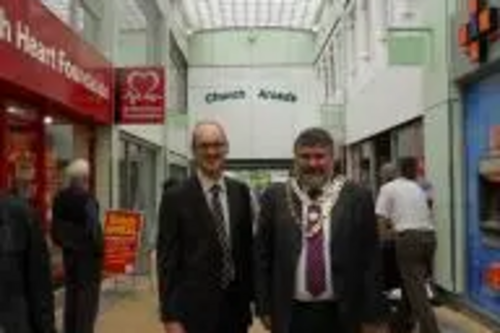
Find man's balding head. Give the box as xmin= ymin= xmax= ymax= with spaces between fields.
xmin=191 ymin=120 xmax=229 ymax=180
xmin=191 ymin=120 xmax=228 ymax=151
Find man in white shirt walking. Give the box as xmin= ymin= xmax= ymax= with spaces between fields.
xmin=376 ymin=157 xmax=440 ymax=333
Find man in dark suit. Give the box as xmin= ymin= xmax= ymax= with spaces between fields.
xmin=157 ymin=121 xmax=254 ymax=333
xmin=0 ymin=191 xmax=56 ymax=333
xmin=51 ymin=159 xmax=103 ymax=333
xmin=255 ymin=128 xmax=386 ymax=333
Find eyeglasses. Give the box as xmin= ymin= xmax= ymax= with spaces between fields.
xmin=195 ymin=141 xmax=227 ymax=151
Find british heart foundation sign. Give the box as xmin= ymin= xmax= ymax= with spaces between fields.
xmin=103 ymin=210 xmax=143 ymax=275
xmin=116 ymin=67 xmax=165 ymax=124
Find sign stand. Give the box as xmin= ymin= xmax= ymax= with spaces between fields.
xmin=102 ymin=210 xmax=144 ymax=293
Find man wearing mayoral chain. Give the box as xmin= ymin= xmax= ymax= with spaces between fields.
xmin=255 ymin=127 xmax=386 ymax=333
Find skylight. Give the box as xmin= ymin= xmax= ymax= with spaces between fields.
xmin=181 ymin=0 xmax=325 ymax=31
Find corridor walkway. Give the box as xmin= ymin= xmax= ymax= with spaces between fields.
xmin=77 ymin=276 xmax=494 ymax=333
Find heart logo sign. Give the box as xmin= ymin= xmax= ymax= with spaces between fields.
xmin=124 ymin=70 xmax=163 ymax=105
xmin=118 ymin=67 xmax=165 ymax=123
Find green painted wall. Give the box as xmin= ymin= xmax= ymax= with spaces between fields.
xmin=422 ymin=0 xmax=465 ymax=292
xmin=188 ymin=28 xmax=315 ymax=66
xmin=116 ymin=30 xmax=148 ymax=66
xmin=387 ymin=28 xmax=431 ymax=66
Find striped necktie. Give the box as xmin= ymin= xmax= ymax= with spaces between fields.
xmin=210 ymin=184 xmax=234 ymax=288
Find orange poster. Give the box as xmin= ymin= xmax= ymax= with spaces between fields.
xmin=103 ymin=210 xmax=143 ymax=275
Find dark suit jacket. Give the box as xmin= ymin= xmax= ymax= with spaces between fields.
xmin=255 ymin=181 xmax=386 ymax=333
xmin=157 ymin=176 xmax=254 ymax=332
xmin=51 ymin=186 xmax=103 ymax=255
xmin=0 ymin=193 xmax=56 ymax=333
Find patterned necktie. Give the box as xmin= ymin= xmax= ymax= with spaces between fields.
xmin=210 ymin=184 xmax=234 ymax=288
xmin=306 ymin=204 xmax=326 ymax=297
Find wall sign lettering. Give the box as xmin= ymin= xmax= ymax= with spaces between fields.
xmin=204 ymin=89 xmax=298 ymax=104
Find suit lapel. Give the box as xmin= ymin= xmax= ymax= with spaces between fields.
xmin=286 ymin=184 xmax=303 ymax=260
xmin=189 ymin=176 xmax=217 ymax=232
xmin=329 ymin=182 xmax=351 ymax=242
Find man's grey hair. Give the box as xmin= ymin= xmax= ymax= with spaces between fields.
xmin=294 ymin=127 xmax=334 ymax=153
xmin=380 ymin=162 xmax=398 ymax=183
xmin=66 ymin=159 xmax=90 ymax=179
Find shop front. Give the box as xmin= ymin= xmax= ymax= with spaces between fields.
xmin=463 ymin=73 xmax=500 ymax=315
xmin=347 ymin=119 xmax=425 ymax=192
xmin=456 ymin=0 xmax=500 ymax=318
xmin=0 ymin=0 xmax=113 ymax=277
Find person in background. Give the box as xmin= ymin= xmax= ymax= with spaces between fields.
xmin=380 ymin=162 xmax=398 ymax=186
xmin=51 ymin=159 xmax=103 ymax=333
xmin=333 ymin=160 xmax=344 ymax=176
xmin=255 ymin=127 xmax=386 ymax=333
xmin=157 ymin=121 xmax=254 ymax=333
xmin=376 ymin=157 xmax=440 ymax=333
xmin=0 ymin=191 xmax=57 ymax=333
xmin=378 ymin=162 xmax=398 ymax=240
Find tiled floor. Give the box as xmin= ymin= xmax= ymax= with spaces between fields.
xmin=75 ymin=276 xmax=495 ymax=333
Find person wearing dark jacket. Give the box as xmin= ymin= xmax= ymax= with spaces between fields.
xmin=51 ymin=159 xmax=103 ymax=333
xmin=255 ymin=128 xmax=386 ymax=333
xmin=157 ymin=121 xmax=254 ymax=333
xmin=0 ymin=192 xmax=56 ymax=333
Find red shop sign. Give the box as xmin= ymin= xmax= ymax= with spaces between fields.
xmin=0 ymin=0 xmax=113 ymax=123
xmin=103 ymin=210 xmax=143 ymax=275
xmin=116 ymin=67 xmax=165 ymax=124
xmin=484 ymin=262 xmax=500 ymax=292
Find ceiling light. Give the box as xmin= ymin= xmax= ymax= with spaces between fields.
xmin=44 ymin=116 xmax=54 ymax=125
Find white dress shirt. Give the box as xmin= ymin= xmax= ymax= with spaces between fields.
xmin=197 ymin=171 xmax=231 ymax=239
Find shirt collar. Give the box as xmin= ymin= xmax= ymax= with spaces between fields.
xmin=197 ymin=170 xmax=226 ymax=194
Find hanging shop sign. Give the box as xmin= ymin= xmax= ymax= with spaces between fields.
xmin=458 ymin=0 xmax=500 ymax=63
xmin=205 ymin=89 xmax=298 ymax=104
xmin=0 ymin=0 xmax=113 ymax=123
xmin=103 ymin=210 xmax=143 ymax=275
xmin=116 ymin=67 xmax=166 ymax=124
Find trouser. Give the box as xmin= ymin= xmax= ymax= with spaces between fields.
xmin=63 ymin=252 xmax=102 ymax=333
xmin=189 ymin=283 xmax=250 ymax=333
xmin=289 ymin=301 xmax=341 ymax=333
xmin=396 ymin=230 xmax=440 ymax=333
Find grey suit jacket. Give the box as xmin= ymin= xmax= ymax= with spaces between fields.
xmin=254 ymin=181 xmax=385 ymax=333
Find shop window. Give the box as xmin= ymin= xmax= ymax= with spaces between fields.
xmin=119 ymin=138 xmax=158 ymax=271
xmin=119 ymin=139 xmax=157 ymax=212
xmin=45 ymin=117 xmax=92 ymax=220
xmin=479 ymin=156 xmax=500 ymax=242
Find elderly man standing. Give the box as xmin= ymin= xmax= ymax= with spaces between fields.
xmin=51 ymin=159 xmax=103 ymax=333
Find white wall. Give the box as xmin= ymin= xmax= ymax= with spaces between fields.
xmin=189 ymin=67 xmax=321 ymax=159
xmin=167 ymin=113 xmax=189 ymax=157
xmin=345 ymin=67 xmax=423 ymax=143
xmin=314 ymin=0 xmax=427 ymax=145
